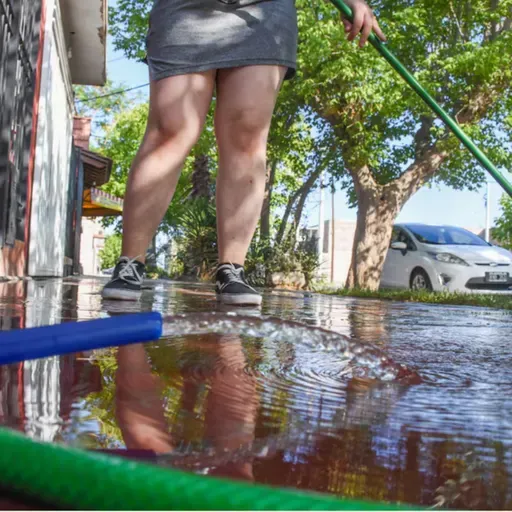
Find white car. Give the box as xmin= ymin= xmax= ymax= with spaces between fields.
xmin=380 ymin=223 xmax=512 ymax=293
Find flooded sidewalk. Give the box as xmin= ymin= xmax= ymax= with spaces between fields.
xmin=1 ymin=277 xmax=512 ymax=509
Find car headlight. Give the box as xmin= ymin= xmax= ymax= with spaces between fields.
xmin=429 ymin=252 xmax=469 ymax=266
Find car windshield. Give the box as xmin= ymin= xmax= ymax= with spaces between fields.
xmin=406 ymin=225 xmax=489 ymax=246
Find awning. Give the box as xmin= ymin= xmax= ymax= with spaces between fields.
xmin=82 ymin=148 xmax=113 ymax=188
xmin=82 ymin=188 xmax=123 ymax=217
xmin=60 ymin=0 xmax=107 ymax=86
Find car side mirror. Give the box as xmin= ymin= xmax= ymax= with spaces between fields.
xmin=391 ymin=241 xmax=408 ymax=251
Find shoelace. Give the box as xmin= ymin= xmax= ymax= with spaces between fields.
xmin=217 ymin=263 xmax=257 ymax=292
xmin=117 ymin=257 xmax=144 ymax=285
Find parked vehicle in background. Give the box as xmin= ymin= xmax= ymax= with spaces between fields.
xmin=381 ymin=224 xmax=512 ymax=293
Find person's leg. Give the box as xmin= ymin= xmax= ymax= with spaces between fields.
xmin=102 ymin=71 xmax=215 ymax=300
xmin=115 ymin=344 xmax=173 ymax=454
xmin=204 ymin=334 xmax=258 ymax=481
xmin=122 ymin=72 xmax=215 ymax=260
xmin=215 ymin=65 xmax=286 ymax=264
xmin=213 ymin=65 xmax=286 ymax=305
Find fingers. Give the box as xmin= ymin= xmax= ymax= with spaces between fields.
xmin=348 ymin=7 xmax=364 ymax=42
xmin=359 ymin=11 xmax=373 ymax=47
xmin=343 ymin=0 xmax=387 ymax=47
xmin=373 ymin=17 xmax=387 ymax=42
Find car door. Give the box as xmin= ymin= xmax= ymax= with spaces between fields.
xmin=381 ymin=228 xmax=417 ymax=288
xmin=396 ymin=228 xmax=419 ymax=288
xmin=381 ymin=228 xmax=403 ymax=288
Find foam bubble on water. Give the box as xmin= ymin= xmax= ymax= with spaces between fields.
xmin=162 ymin=312 xmax=419 ymax=383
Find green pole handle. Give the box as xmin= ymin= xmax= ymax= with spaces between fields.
xmin=329 ymin=0 xmax=512 ymax=198
xmin=0 ymin=428 xmax=413 ymax=510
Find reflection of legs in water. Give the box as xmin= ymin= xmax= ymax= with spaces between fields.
xmin=203 ymin=334 xmax=258 ymax=481
xmin=115 ymin=344 xmax=172 ymax=454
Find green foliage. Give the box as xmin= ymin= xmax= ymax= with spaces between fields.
xmin=109 ymin=0 xmax=153 ymax=62
xmin=294 ymin=0 xmax=512 ymax=199
xmin=244 ymin=237 xmax=303 ymax=287
xmin=82 ymin=349 xmax=123 ymax=446
xmin=245 ymin=233 xmax=321 ymax=290
xmin=172 ymin=198 xmax=218 ymax=280
xmin=296 ymin=235 xmax=321 ymax=289
xmin=167 ymin=257 xmax=185 ymax=279
xmin=146 ymin=265 xmax=170 ymax=279
xmin=243 ymin=238 xmax=269 ymax=287
xmin=318 ymin=287 xmax=512 ymax=310
xmin=494 ymin=195 xmax=512 ymax=250
xmin=98 ymin=234 xmax=122 ymax=270
xmin=98 ymin=103 xmax=150 ymax=201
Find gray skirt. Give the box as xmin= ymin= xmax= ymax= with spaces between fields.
xmin=146 ymin=0 xmax=298 ymax=81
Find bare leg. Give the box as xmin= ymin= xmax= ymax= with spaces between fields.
xmin=214 ymin=66 xmax=286 ymax=265
xmin=204 ymin=335 xmax=258 ymax=481
xmin=115 ymin=344 xmax=172 ymax=454
xmin=121 ymin=71 xmax=216 ymax=261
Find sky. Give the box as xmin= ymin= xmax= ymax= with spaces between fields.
xmin=104 ymin=32 xmax=510 ymax=234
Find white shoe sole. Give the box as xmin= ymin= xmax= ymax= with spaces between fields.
xmin=101 ymin=288 xmax=142 ymax=301
xmin=216 ymin=293 xmax=262 ymax=306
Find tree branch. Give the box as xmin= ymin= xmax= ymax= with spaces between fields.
xmin=448 ymin=0 xmax=466 ymax=42
xmin=389 ymin=145 xmax=450 ymax=204
xmin=275 ymin=167 xmax=323 ymax=245
xmin=290 ymin=166 xmax=324 ymax=242
xmin=260 ymin=159 xmax=278 ymax=241
xmin=414 ymin=115 xmax=434 ymax=159
xmin=455 ymin=86 xmax=501 ymax=125
xmin=275 ymin=188 xmax=303 ymax=245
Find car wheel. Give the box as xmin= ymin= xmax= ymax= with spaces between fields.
xmin=410 ymin=268 xmax=433 ymax=291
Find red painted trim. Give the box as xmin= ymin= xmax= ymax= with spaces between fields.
xmin=17 ymin=363 xmax=25 ymax=427
xmin=24 ymin=0 xmax=47 ymax=271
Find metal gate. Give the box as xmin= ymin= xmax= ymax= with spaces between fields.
xmin=0 ymin=0 xmax=42 ymax=247
xmin=64 ymin=145 xmax=84 ymax=276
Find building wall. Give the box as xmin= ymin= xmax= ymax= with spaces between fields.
xmin=0 ymin=0 xmax=43 ymax=278
xmin=80 ymin=218 xmax=105 ymax=276
xmin=28 ymin=0 xmax=74 ymax=277
xmin=315 ymin=220 xmax=356 ymax=286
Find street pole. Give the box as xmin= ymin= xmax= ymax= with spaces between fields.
xmin=318 ymin=172 xmax=324 ymax=273
xmin=485 ymin=181 xmax=491 ymax=242
xmin=330 ymin=184 xmax=335 ymax=283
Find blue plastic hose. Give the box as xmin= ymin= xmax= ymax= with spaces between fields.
xmin=0 ymin=312 xmax=163 ymax=364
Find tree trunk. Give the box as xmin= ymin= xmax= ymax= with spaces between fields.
xmin=345 ymin=188 xmax=400 ymax=290
xmin=289 ymin=169 xmax=321 ymax=246
xmin=345 ymin=148 xmax=449 ymax=290
xmin=275 ymin=189 xmax=301 ymax=246
xmin=260 ymin=160 xmax=277 ymax=242
xmin=190 ymin=154 xmax=211 ymax=199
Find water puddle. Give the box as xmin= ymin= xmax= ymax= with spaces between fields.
xmin=1 ymin=279 xmax=512 ymax=508
xmin=105 ymin=313 xmax=422 ymax=473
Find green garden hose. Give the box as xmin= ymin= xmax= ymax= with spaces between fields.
xmin=0 ymin=428 xmax=412 ymax=510
xmin=331 ymin=0 xmax=512 ymax=198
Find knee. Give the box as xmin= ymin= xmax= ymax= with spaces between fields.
xmin=217 ymin=106 xmax=270 ymax=156
xmin=148 ymin=110 xmax=202 ymax=151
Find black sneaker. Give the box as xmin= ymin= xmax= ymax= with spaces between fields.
xmin=215 ymin=263 xmax=262 ymax=306
xmin=101 ymin=257 xmax=146 ymax=301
